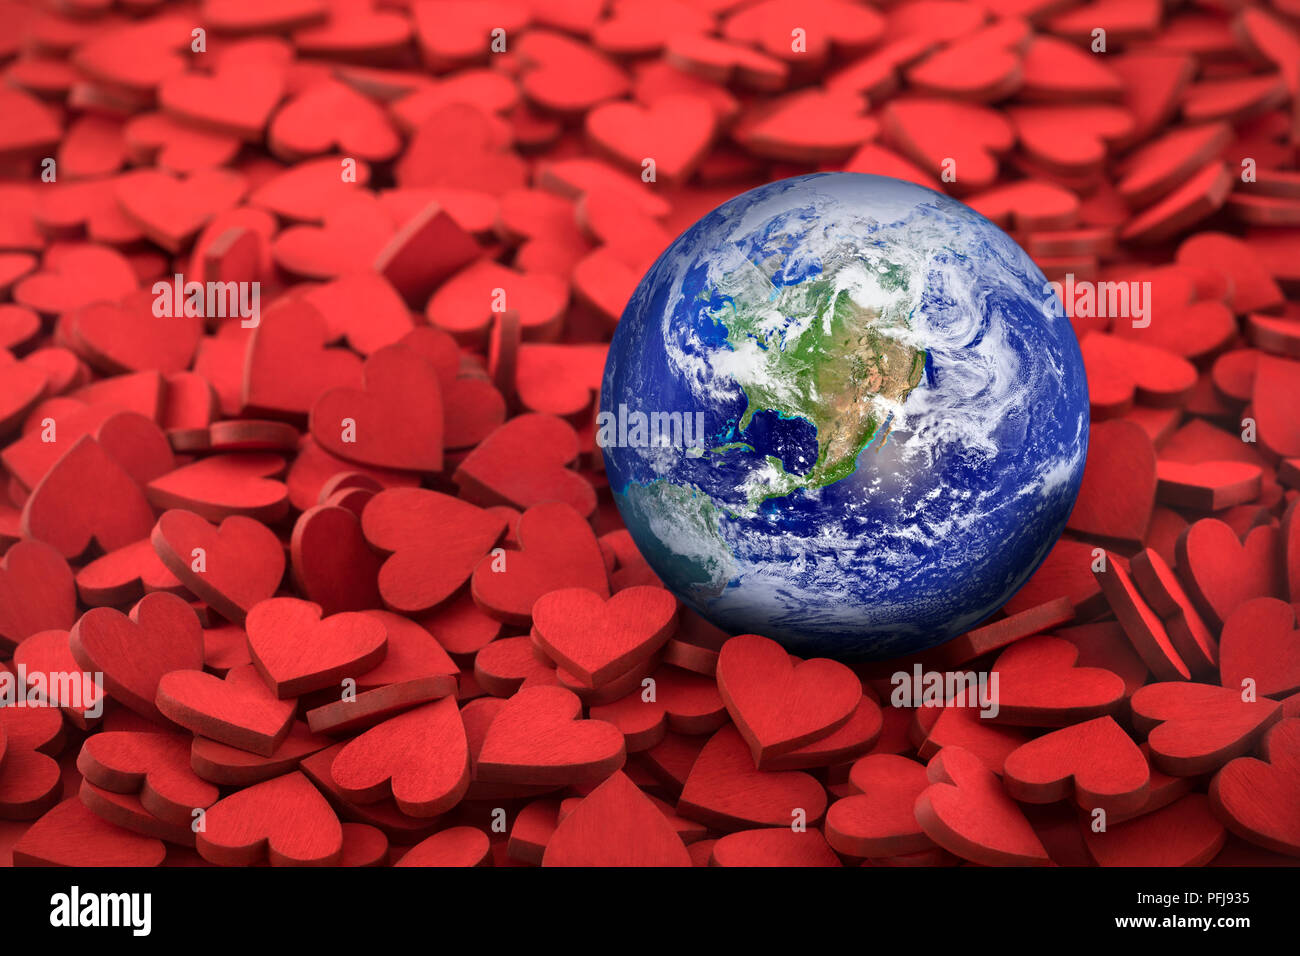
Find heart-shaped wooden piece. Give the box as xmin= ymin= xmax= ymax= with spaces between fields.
xmin=453 ymin=413 xmax=595 ymax=517
xmin=1218 ymin=598 xmax=1300 ymax=699
xmin=677 ymin=724 xmax=827 ymax=831
xmin=532 ymin=586 xmax=678 ymax=687
xmin=1002 ymin=716 xmax=1150 ymax=816
xmin=310 ymin=344 xmax=444 ymax=472
xmin=543 ymin=770 xmax=691 ymax=866
xmin=195 ymin=771 xmax=343 ymax=867
xmin=70 ymin=592 xmax=205 ymax=723
xmin=245 ymin=597 xmax=388 ymax=698
xmin=152 ymin=508 xmax=285 ymax=626
xmin=1066 ymin=420 xmax=1156 ymax=546
xmin=0 ymin=539 xmax=76 ymax=651
xmin=470 ymin=501 xmax=608 ymax=626
xmin=1176 ymin=519 xmax=1284 ymax=629
xmin=1210 ymin=717 xmax=1300 ymax=856
xmin=242 ymin=299 xmax=363 ymax=418
xmin=77 ymin=731 xmax=218 ymax=824
xmin=155 ymin=664 xmax=296 ymax=757
xmin=914 ymin=746 xmax=1051 ymax=866
xmin=22 ymin=435 xmax=156 ymax=560
xmin=825 ymin=753 xmax=935 ymax=858
xmin=716 ymin=633 xmax=861 ymax=766
xmin=476 ymin=685 xmax=625 ymax=786
xmin=1083 ymin=793 xmax=1226 ymax=866
xmin=329 ymin=696 xmax=469 ymax=817
xmin=362 ymin=488 xmax=507 ymax=614
xmin=991 ymin=635 xmax=1128 ymax=726
xmin=1131 ymin=682 xmax=1283 ymax=775
xmin=13 ymin=798 xmax=165 ymax=867
xmin=290 ymin=504 xmax=381 ymax=616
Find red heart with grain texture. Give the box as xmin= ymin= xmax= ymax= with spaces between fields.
xmin=155 ymin=664 xmax=296 ymax=757
xmin=12 ymin=798 xmax=165 ymax=867
xmin=329 ymin=696 xmax=469 ymax=817
xmin=476 ymin=685 xmax=625 ymax=787
xmin=914 ymin=746 xmax=1050 ymax=866
xmin=1131 ymin=682 xmax=1283 ymax=775
xmin=0 ymin=539 xmax=76 ymax=650
xmin=77 ymin=731 xmax=219 ymax=825
xmin=309 ymin=344 xmax=444 ymax=472
xmin=532 ymin=585 xmax=678 ymax=687
xmin=991 ymin=635 xmax=1128 ymax=726
xmin=542 ymin=770 xmax=691 ymax=867
xmin=1177 ymin=519 xmax=1284 ymax=629
xmin=825 ymin=753 xmax=935 ymax=858
xmin=245 ymin=597 xmax=388 ymax=698
xmin=716 ymin=633 xmax=861 ymax=766
xmin=1210 ymin=717 xmax=1300 ymax=856
xmin=242 ymin=299 xmax=363 ymax=418
xmin=1066 ymin=420 xmax=1156 ymax=547
xmin=195 ymin=771 xmax=343 ymax=867
xmin=470 ymin=501 xmax=608 ymax=626
xmin=677 ymin=724 xmax=827 ymax=831
xmin=1218 ymin=598 xmax=1300 ymax=699
xmin=1084 ymin=794 xmax=1226 ymax=866
xmin=22 ymin=436 xmax=156 ymax=560
xmin=362 ymin=487 xmax=508 ymax=613
xmin=1002 ymin=716 xmax=1151 ymax=816
xmin=152 ymin=508 xmax=285 ymax=626
xmin=290 ymin=504 xmax=381 ymax=616
xmin=453 ymin=413 xmax=595 ymax=517
xmin=70 ymin=591 xmax=205 ymax=723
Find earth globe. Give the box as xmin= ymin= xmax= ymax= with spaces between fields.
xmin=598 ymin=172 xmax=1089 ymax=662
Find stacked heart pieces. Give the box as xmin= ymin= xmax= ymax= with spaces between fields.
xmin=1 ymin=0 xmax=1300 ymax=867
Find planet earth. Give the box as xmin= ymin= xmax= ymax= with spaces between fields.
xmin=598 ymin=172 xmax=1089 ymax=661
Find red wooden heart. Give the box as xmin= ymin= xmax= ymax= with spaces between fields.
xmin=677 ymin=724 xmax=827 ymax=831
xmin=1002 ymin=716 xmax=1150 ymax=816
xmin=1131 ymin=682 xmax=1283 ymax=775
xmin=70 ymin=591 xmax=205 ymax=723
xmin=475 ymin=685 xmax=625 ymax=786
xmin=329 ymin=696 xmax=469 ymax=817
xmin=543 ymin=770 xmax=691 ymax=867
xmin=245 ymin=597 xmax=388 ymax=698
xmin=453 ymin=413 xmax=595 ymax=517
xmin=152 ymin=508 xmax=285 ymax=626
xmin=362 ymin=487 xmax=507 ymax=614
xmin=1219 ymin=598 xmax=1300 ymax=699
xmin=470 ymin=501 xmax=608 ymax=627
xmin=195 ymin=771 xmax=343 ymax=867
xmin=1176 ymin=519 xmax=1284 ymax=629
xmin=309 ymin=344 xmax=444 ymax=472
xmin=716 ymin=633 xmax=861 ymax=766
xmin=1210 ymin=717 xmax=1300 ymax=856
xmin=21 ymin=435 xmax=155 ymax=560
xmin=155 ymin=664 xmax=296 ymax=757
xmin=290 ymin=504 xmax=381 ymax=616
xmin=825 ymin=753 xmax=935 ymax=858
xmin=77 ymin=731 xmax=218 ymax=824
xmin=991 ymin=635 xmax=1128 ymax=726
xmin=0 ymin=539 xmax=76 ymax=650
xmin=13 ymin=798 xmax=165 ymax=867
xmin=532 ymin=585 xmax=678 ymax=687
xmin=914 ymin=746 xmax=1050 ymax=866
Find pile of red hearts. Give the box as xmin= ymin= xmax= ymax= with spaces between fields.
xmin=1 ymin=0 xmax=1299 ymax=867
